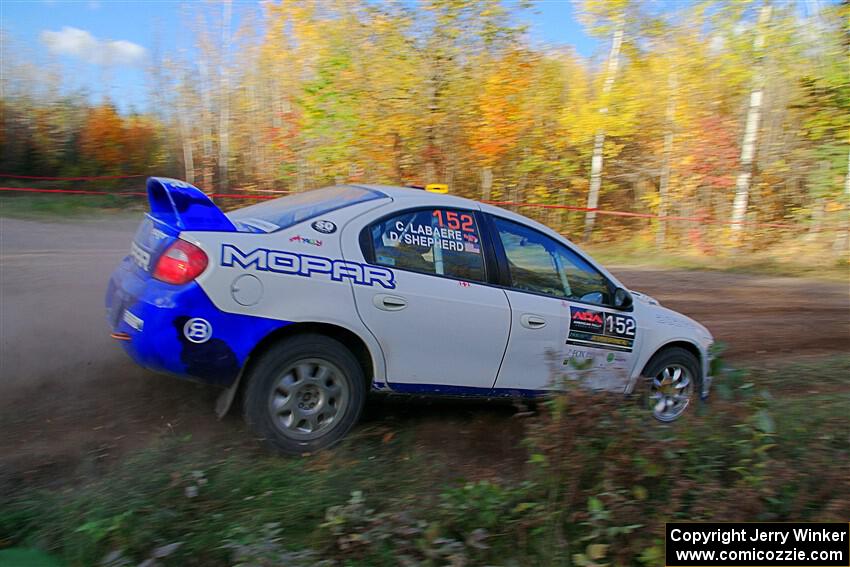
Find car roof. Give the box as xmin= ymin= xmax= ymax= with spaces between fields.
xmin=350 ymin=184 xmax=553 ymax=231
xmin=349 ymin=184 xmax=481 ymax=209
xmin=350 ymin=184 xmax=540 ymax=223
xmin=348 ymin=184 xmax=627 ymax=290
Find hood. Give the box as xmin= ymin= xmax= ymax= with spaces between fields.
xmin=631 ymin=290 xmax=713 ymax=343
xmin=630 ymin=290 xmax=661 ymax=307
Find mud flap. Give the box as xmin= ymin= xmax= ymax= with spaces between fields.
xmin=701 ymin=374 xmax=713 ymax=400
xmin=215 ymin=367 xmax=245 ymax=419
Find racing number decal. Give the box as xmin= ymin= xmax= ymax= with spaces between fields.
xmin=461 ymin=215 xmax=474 ymax=232
xmin=567 ymin=307 xmax=636 ymax=352
xmin=432 ymin=210 xmax=475 ymax=233
xmin=605 ymin=313 xmax=635 ymax=337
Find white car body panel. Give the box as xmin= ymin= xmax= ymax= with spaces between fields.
xmin=495 ymin=290 xmax=642 ymax=393
xmin=184 ymin=198 xmax=394 ymax=384
xmin=338 ymin=192 xmax=513 ymax=391
xmin=177 ymin=184 xmax=713 ymax=398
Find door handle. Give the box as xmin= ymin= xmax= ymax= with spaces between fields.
xmin=373 ymin=294 xmax=408 ymax=311
xmin=520 ymin=314 xmax=547 ymax=329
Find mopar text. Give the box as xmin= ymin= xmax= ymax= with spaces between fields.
xmin=220 ymin=244 xmax=395 ymax=289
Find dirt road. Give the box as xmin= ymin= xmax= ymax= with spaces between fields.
xmin=1 ymin=217 xmax=848 ymax=487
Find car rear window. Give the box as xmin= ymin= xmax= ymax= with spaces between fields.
xmin=368 ymin=208 xmax=486 ymax=283
xmin=228 ymin=185 xmax=384 ymax=233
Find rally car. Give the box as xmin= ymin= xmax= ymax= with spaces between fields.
xmin=106 ymin=178 xmax=714 ymax=454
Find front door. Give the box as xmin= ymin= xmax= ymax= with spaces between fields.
xmin=351 ymin=207 xmax=511 ymax=393
xmin=490 ymin=216 xmax=640 ymax=393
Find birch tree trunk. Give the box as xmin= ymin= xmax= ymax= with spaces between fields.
xmin=180 ymin=131 xmax=194 ymax=184
xmin=583 ymin=17 xmax=624 ymax=242
xmin=198 ymin=57 xmax=214 ymax=191
xmin=656 ymin=72 xmax=678 ymax=249
xmin=218 ymin=0 xmax=232 ymax=192
xmin=177 ymin=81 xmax=195 ymax=184
xmin=481 ymin=166 xmax=493 ymax=202
xmin=730 ymin=4 xmax=772 ymax=234
xmin=834 ymin=147 xmax=850 ymax=254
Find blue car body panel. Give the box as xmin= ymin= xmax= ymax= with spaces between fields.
xmin=106 ymin=180 xmax=290 ymax=386
xmin=147 ymin=177 xmax=237 ymax=232
xmin=106 ymin=256 xmax=290 ymax=386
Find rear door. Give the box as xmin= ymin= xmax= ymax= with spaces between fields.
xmin=346 ymin=206 xmax=511 ymax=393
xmin=489 ymin=216 xmax=640 ymax=393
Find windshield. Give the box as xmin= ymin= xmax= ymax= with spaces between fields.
xmin=228 ymin=185 xmax=385 ymax=233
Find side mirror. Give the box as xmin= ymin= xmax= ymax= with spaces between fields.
xmin=614 ymin=287 xmax=633 ymax=310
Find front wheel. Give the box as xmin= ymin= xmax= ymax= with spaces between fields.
xmin=243 ymin=334 xmax=366 ymax=455
xmin=643 ymin=347 xmax=700 ymax=422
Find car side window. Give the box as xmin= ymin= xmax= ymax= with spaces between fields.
xmin=369 ymin=208 xmax=485 ymax=282
xmin=493 ymin=217 xmax=611 ymax=305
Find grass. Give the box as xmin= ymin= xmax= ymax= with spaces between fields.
xmin=2 ymin=354 xmax=849 ymax=566
xmin=0 ymin=194 xmax=146 ymax=220
xmin=1 ymin=434 xmax=420 ymax=566
xmin=585 ymin=235 xmax=850 ymax=281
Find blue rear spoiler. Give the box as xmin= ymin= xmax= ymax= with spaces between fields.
xmin=146 ymin=177 xmax=237 ymax=232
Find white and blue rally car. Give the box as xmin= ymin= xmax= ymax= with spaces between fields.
xmin=107 ymin=178 xmax=714 ymax=454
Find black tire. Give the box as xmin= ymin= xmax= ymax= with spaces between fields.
xmin=243 ymin=334 xmax=366 ymax=455
xmin=642 ymin=347 xmax=701 ymax=422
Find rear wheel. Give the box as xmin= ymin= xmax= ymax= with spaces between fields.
xmin=244 ymin=334 xmax=366 ymax=455
xmin=643 ymin=347 xmax=699 ymax=422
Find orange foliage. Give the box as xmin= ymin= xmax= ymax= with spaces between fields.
xmin=468 ymin=50 xmax=533 ymax=166
xmin=123 ymin=116 xmax=158 ymax=172
xmin=80 ymin=104 xmax=126 ymax=171
xmin=78 ymin=104 xmax=158 ymax=173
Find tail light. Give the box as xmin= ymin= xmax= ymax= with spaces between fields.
xmin=153 ymin=240 xmax=208 ymax=285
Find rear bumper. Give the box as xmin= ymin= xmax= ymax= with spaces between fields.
xmin=106 ymin=257 xmax=289 ymax=386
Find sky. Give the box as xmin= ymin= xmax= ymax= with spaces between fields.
xmin=1 ymin=0 xmax=599 ymax=113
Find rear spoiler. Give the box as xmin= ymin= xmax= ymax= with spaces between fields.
xmin=146 ymin=177 xmax=236 ymax=232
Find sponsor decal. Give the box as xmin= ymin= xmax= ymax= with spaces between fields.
xmin=655 ymin=313 xmax=691 ymax=328
xmin=561 ymin=344 xmax=631 ymax=391
xmin=183 ymin=317 xmax=212 ymax=344
xmin=165 ymin=178 xmax=193 ymax=188
xmin=122 ymin=309 xmax=144 ymax=332
xmin=565 ymin=348 xmax=593 ymax=359
xmin=289 ymin=235 xmax=323 ymax=247
xmin=150 ymin=227 xmax=168 ymax=241
xmin=566 ymin=306 xmax=636 ymax=352
xmin=563 ymin=347 xmax=595 ymax=366
xmin=220 ymin=244 xmax=395 ymax=289
xmin=311 ymin=219 xmax=337 ymax=234
xmin=130 ymin=241 xmax=151 ymax=270
xmin=570 ymin=308 xmax=604 ymax=333
xmin=458 ymin=281 xmax=471 ymax=287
